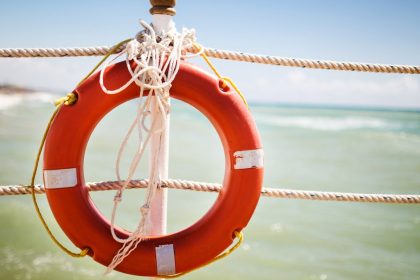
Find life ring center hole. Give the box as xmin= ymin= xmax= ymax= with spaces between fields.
xmin=85 ymin=99 xmax=224 ymax=235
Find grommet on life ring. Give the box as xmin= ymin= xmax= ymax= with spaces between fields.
xmin=42 ymin=60 xmax=264 ymax=276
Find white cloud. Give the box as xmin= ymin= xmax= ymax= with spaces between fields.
xmin=242 ymin=67 xmax=420 ymax=108
xmin=284 ymin=69 xmax=420 ymax=95
xmin=0 ymin=57 xmax=99 ymax=92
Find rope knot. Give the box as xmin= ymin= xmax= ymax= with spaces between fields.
xmin=54 ymin=92 xmax=77 ymax=107
xmin=140 ymin=204 xmax=150 ymax=217
xmin=113 ymin=190 xmax=123 ymax=203
xmin=64 ymin=92 xmax=78 ymax=106
xmin=126 ymin=40 xmax=142 ymax=61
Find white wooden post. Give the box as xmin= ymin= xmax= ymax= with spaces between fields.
xmin=148 ymin=99 xmax=169 ymax=237
xmin=148 ymin=2 xmax=175 ymax=277
xmin=148 ymin=14 xmax=173 ymax=239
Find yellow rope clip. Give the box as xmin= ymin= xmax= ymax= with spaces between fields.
xmin=193 ymin=43 xmax=249 ymax=109
xmin=29 ymin=38 xmax=132 ymax=258
xmin=161 ymin=230 xmax=244 ymax=278
xmin=53 ymin=92 xmax=78 ymax=106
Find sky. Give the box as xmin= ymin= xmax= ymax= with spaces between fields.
xmin=0 ymin=0 xmax=419 ymax=109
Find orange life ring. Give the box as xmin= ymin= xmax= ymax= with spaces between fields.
xmin=42 ymin=61 xmax=264 ymax=276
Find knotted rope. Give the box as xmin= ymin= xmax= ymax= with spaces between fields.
xmin=99 ymin=20 xmax=198 ymax=273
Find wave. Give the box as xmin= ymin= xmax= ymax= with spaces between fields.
xmin=0 ymin=92 xmax=56 ymax=110
xmin=256 ymin=115 xmax=396 ymax=131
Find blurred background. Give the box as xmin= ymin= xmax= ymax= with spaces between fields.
xmin=0 ymin=1 xmax=419 ymax=279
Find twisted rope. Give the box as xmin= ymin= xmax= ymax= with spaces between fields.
xmin=1 ymin=180 xmax=419 ymax=204
xmin=0 ymin=46 xmax=123 ymax=58
xmin=1 ymin=44 xmax=419 ymax=74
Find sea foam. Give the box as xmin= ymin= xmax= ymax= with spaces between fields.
xmin=0 ymin=92 xmax=56 ymax=110
xmin=256 ymin=115 xmax=394 ymax=131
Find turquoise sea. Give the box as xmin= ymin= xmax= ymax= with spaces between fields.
xmin=0 ymin=92 xmax=419 ymax=280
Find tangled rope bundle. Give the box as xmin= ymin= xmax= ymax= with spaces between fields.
xmin=99 ymin=20 xmax=198 ymax=273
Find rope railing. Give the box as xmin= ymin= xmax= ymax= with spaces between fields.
xmin=1 ymin=179 xmax=419 ymax=204
xmin=1 ymin=44 xmax=419 ymax=204
xmin=0 ymin=44 xmax=419 ymax=74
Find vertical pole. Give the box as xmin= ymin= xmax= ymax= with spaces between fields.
xmin=148 ymin=99 xmax=169 ymax=237
xmin=148 ymin=0 xmax=176 ymax=239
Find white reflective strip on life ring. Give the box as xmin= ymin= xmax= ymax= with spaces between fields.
xmin=43 ymin=168 xmax=78 ymax=189
xmin=156 ymin=244 xmax=176 ymax=276
xmin=233 ymin=149 xmax=264 ymax=169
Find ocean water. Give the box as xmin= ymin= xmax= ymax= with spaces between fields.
xmin=0 ymin=92 xmax=419 ymax=280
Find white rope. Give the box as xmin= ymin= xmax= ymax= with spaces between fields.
xmin=98 ymin=20 xmax=197 ymax=274
xmin=1 ymin=180 xmax=419 ymax=203
xmin=1 ymin=44 xmax=419 ymax=74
